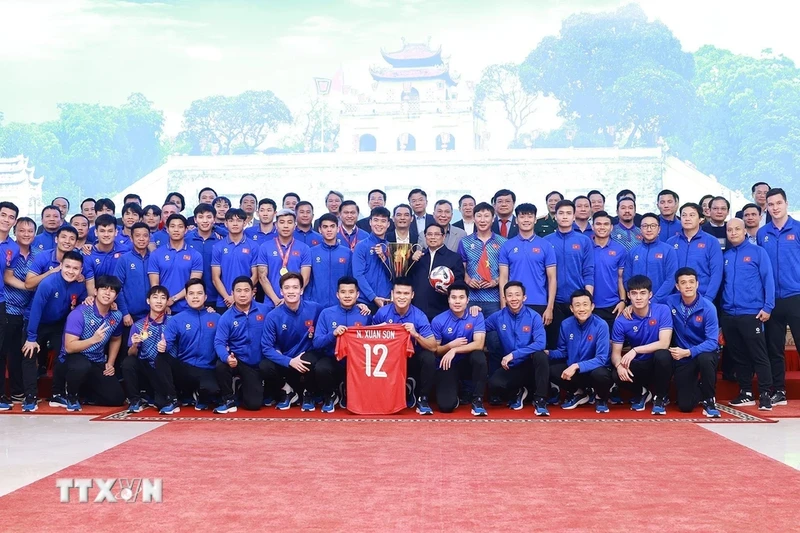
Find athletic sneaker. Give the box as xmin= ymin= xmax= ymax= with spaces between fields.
xmin=321 ymin=392 xmax=338 ymax=414
xmin=339 ymin=383 xmax=347 ymax=410
xmin=406 ymin=377 xmax=417 ymax=409
xmin=276 ymin=390 xmax=299 ymax=410
xmin=547 ymin=384 xmax=561 ymax=405
xmin=0 ymin=396 xmax=11 ymax=411
xmin=703 ymin=398 xmax=721 ymax=418
xmin=11 ymin=393 xmax=24 ymax=404
xmin=759 ymin=391 xmax=773 ymax=411
xmin=608 ymin=384 xmax=624 ymax=405
xmin=488 ymin=395 xmax=504 ymax=406
xmin=561 ymin=391 xmax=589 ymax=410
xmin=471 ymin=397 xmax=488 ymax=417
xmin=301 ymin=390 xmax=316 ymax=412
xmin=533 ymin=398 xmax=550 ymax=417
xmin=49 ymin=395 xmax=68 ymax=408
xmin=416 ymin=396 xmax=433 ymax=415
xmin=178 ymin=396 xmax=195 ymax=407
xmin=771 ymin=390 xmax=788 ymax=406
xmin=66 ymin=397 xmax=82 ymax=412
xmin=194 ymin=401 xmax=209 ymax=411
xmin=587 ymin=388 xmax=596 ymax=405
xmin=262 ymin=396 xmax=276 ymax=408
xmin=22 ymin=396 xmax=38 ymax=412
xmin=595 ymin=399 xmax=609 ymax=414
xmin=729 ymin=391 xmax=755 ymax=407
xmin=213 ymin=399 xmax=238 ymax=414
xmin=159 ymin=401 xmax=181 ymax=415
xmin=128 ymin=399 xmax=147 ymax=413
xmin=630 ymin=388 xmax=652 ymax=412
xmin=508 ymin=387 xmax=528 ymax=411
xmin=651 ymin=396 xmax=667 ymax=416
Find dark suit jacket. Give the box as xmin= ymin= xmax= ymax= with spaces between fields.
xmin=357 ymin=217 xmax=395 ymax=233
xmin=408 ymin=246 xmax=465 ymax=321
xmin=453 ymin=219 xmax=476 ymax=234
xmin=386 ymin=226 xmax=419 ymax=245
xmin=491 ymin=216 xmax=519 ymax=239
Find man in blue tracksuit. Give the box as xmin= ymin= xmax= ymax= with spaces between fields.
xmin=186 ymin=203 xmax=223 ymax=307
xmin=115 ymin=223 xmax=154 ymax=338
xmin=312 ymin=276 xmax=372 ymax=413
xmin=590 ymin=211 xmax=627 ymax=333
xmin=163 ymin=279 xmax=220 ymax=411
xmin=757 ymin=188 xmax=800 ymax=406
xmin=210 ymin=209 xmax=257 ymax=314
xmin=486 ymin=281 xmax=550 ymax=416
xmin=625 ymin=213 xmax=679 ymax=303
xmin=722 ymin=219 xmax=774 ymax=411
xmin=214 ymin=276 xmax=274 ymax=414
xmin=308 ymin=213 xmax=353 ymax=309
xmin=665 ymin=267 xmax=721 ymax=417
xmin=544 ymin=200 xmax=595 ymax=350
xmin=657 ymin=189 xmax=682 ymax=242
xmin=22 ymin=251 xmax=88 ymax=405
xmin=548 ymin=289 xmax=614 ymax=414
xmin=667 ymin=203 xmax=723 ymax=300
xmin=261 ymin=272 xmax=323 ymax=411
xmin=352 ymin=207 xmax=393 ymax=310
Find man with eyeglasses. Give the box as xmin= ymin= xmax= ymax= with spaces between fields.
xmin=625 ymin=213 xmax=679 ymax=304
xmin=408 ymin=223 xmax=464 ymax=321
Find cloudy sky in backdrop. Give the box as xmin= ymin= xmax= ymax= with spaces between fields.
xmin=1 ymin=0 xmax=797 ymax=137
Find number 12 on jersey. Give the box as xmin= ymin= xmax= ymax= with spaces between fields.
xmin=364 ymin=343 xmax=388 ymax=377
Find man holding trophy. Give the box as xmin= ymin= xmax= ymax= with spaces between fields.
xmin=408 ymin=223 xmax=465 ymax=321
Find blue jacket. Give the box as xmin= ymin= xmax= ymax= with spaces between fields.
xmin=114 ymin=249 xmax=151 ymax=320
xmin=307 ymin=242 xmax=352 ymax=309
xmin=186 ymin=229 xmax=222 ymax=304
xmin=31 ymin=228 xmax=58 ymax=254
xmin=163 ymin=308 xmax=219 ymax=369
xmin=548 ymin=314 xmax=610 ymax=372
xmin=352 ymin=235 xmax=392 ymax=304
xmin=543 ymin=230 xmax=594 ymax=304
xmin=294 ymin=228 xmax=323 ymax=247
xmin=27 ymin=274 xmax=87 ymax=341
xmin=667 ymin=231 xmax=723 ymax=299
xmin=5 ymin=252 xmax=34 ymax=319
xmin=665 ymin=294 xmax=719 ymax=361
xmin=484 ymin=306 xmax=546 ymax=367
xmin=261 ymin=301 xmax=322 ymax=367
xmin=722 ymin=241 xmax=775 ymax=316
xmin=659 ymin=216 xmax=682 ymax=242
xmin=757 ymin=217 xmax=800 ymax=299
xmin=624 ymin=240 xmax=679 ymax=303
xmin=312 ymin=304 xmax=373 ymax=356
xmin=214 ymin=303 xmax=273 ymax=366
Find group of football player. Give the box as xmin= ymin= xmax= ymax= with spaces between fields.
xmin=0 ymin=179 xmax=794 ymax=417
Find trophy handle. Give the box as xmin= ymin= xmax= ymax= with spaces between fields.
xmin=376 ymin=242 xmax=394 ymax=278
xmin=404 ymin=243 xmax=424 ymax=275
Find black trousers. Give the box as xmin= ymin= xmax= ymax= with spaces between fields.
xmin=260 ymin=351 xmax=326 ymax=398
xmin=121 ymin=355 xmax=170 ymax=408
xmin=721 ymin=314 xmax=772 ymax=393
xmin=1 ymin=313 xmax=29 ymax=397
xmin=488 ymin=351 xmax=550 ymax=400
xmin=612 ymin=349 xmax=673 ymax=398
xmin=435 ymin=350 xmax=488 ymax=413
xmin=765 ymin=295 xmax=800 ymax=391
xmin=163 ymin=355 xmax=219 ymax=404
xmin=216 ymin=359 xmax=264 ymax=410
xmin=593 ymin=307 xmax=618 ymax=338
xmin=36 ymin=319 xmax=65 ymax=370
xmin=408 ymin=349 xmax=436 ymax=398
xmin=671 ymin=352 xmax=718 ymax=412
xmin=549 ymin=361 xmax=613 ymax=400
xmin=65 ymin=353 xmax=125 ymax=406
xmin=528 ymin=303 xmax=571 ymax=350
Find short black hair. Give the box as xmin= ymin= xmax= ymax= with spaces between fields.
xmin=570 ymin=288 xmax=593 ymax=304
xmin=368 ymin=189 xmax=386 ymax=203
xmin=424 ymin=222 xmax=445 ymax=235
xmin=56 ymin=225 xmax=79 ymax=240
xmin=337 ymin=276 xmax=360 ymax=290
xmin=554 ymin=199 xmax=574 ymax=213
xmin=0 ymin=202 xmax=19 ymax=218
xmin=318 ymin=213 xmax=339 ymax=226
xmin=69 ymin=214 xmax=87 ymax=227
xmin=616 ymin=189 xmax=636 ymax=201
xmin=232 ymin=275 xmax=254 ymax=290
xmin=741 ymin=203 xmax=762 ymax=215
xmin=198 ymin=187 xmax=217 ymax=200
xmin=458 ymin=194 xmax=476 ymax=207
xmin=15 ymin=216 xmax=37 ymax=232
xmin=295 ymin=200 xmax=314 ymax=212
xmin=592 ymin=210 xmax=613 ymax=224
xmin=239 ymin=193 xmax=257 ymax=205
xmin=148 ymin=285 xmax=169 ymax=299
xmin=94 ymin=214 xmax=117 ymax=229
xmin=41 ymin=205 xmax=61 ymax=218
xmin=122 ymin=202 xmax=144 ymax=218
xmin=433 ymin=199 xmax=452 ymax=211
xmin=573 ymin=195 xmax=590 ymax=205
xmin=392 ymin=276 xmax=413 ymax=289
xmin=95 ymin=198 xmax=116 ymax=214
xmin=193 ymin=203 xmax=216 ymax=218
xmin=474 ymin=202 xmax=494 ymax=217
xmin=339 ymin=200 xmax=359 ymax=213
xmin=657 ymin=189 xmax=679 ymax=203
xmin=587 ymin=190 xmax=605 ymax=202
xmin=214 ymin=196 xmax=232 ymax=208
xmin=225 ymin=208 xmax=247 ymax=221
xmin=165 ymin=192 xmax=185 ymax=210
xmin=258 ymin=198 xmax=277 ymax=210
xmin=710 ymin=196 xmax=730 ymax=211
xmin=80 ymin=198 xmax=95 ymax=209
xmin=616 ymin=197 xmax=636 ymax=210
xmin=627 ymin=275 xmax=653 ymax=292
xmin=699 ymin=194 xmax=715 ymax=207
xmin=679 ymin=202 xmax=702 ymax=217
xmin=62 ymin=250 xmax=84 ymax=265
xmin=492 ymin=189 xmax=516 ymax=203
xmin=752 ymin=181 xmax=771 ymax=193
xmin=675 ymin=267 xmax=698 ymax=283
xmin=447 ymin=281 xmax=470 ymax=297
xmin=407 ymin=188 xmax=427 ymax=201
xmin=96 ymin=276 xmax=122 ymax=296
xmin=503 ymin=280 xmax=525 ymax=295
xmin=185 ymin=278 xmax=205 ymax=292
xmin=282 ymin=192 xmax=300 ymax=204
xmin=124 ymin=193 xmax=142 ymax=204
xmin=166 ymin=214 xmax=188 ymax=228
xmin=143 ymin=204 xmax=161 ymax=218
xmin=639 ymin=212 xmax=660 ymax=224
xmin=393 ymin=204 xmax=412 ymax=216
xmin=279 ymin=271 xmax=304 ymax=289
xmin=515 ymin=203 xmax=537 ymax=217
xmin=130 ymin=222 xmax=151 ymax=234
xmin=545 ymin=191 xmax=564 ymax=202
xmin=52 ymin=196 xmax=70 ymax=209
xmin=370 ymin=207 xmax=391 ymax=220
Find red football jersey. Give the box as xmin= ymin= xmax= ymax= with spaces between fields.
xmin=335 ymin=324 xmax=414 ymax=415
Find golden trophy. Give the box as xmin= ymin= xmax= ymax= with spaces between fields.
xmin=379 ymin=243 xmax=422 ymax=278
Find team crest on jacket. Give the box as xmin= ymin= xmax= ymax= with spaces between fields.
xmin=572 ymin=244 xmax=580 ymax=250
xmin=108 ymin=319 xmax=117 ymax=326
xmin=304 ymin=320 xmax=314 ymax=327
xmin=465 ymin=323 xmax=473 ymax=330
xmin=233 ymin=320 xmax=239 ymax=327
xmin=183 ymin=254 xmax=191 ymax=260
xmin=5 ymin=249 xmax=12 ymax=266
xmin=655 ymin=253 xmax=663 ymax=259
xmin=587 ymin=334 xmax=593 ymax=341
xmin=532 ymin=247 xmax=540 ymax=253
xmin=256 ymin=314 xmax=264 ymax=321
xmin=130 ymin=263 xmax=136 ymax=269
xmin=649 ymin=319 xmax=657 ymax=326
xmin=608 ymin=250 xmax=616 ymax=256
xmin=697 ymin=243 xmax=705 ymax=249
xmin=243 ymin=248 xmax=250 ymax=254
xmin=695 ymin=316 xmax=704 ymax=322
xmin=338 ymin=257 xmax=346 ymax=263
xmin=207 ymin=321 xmax=214 ymax=328
xmin=114 ymin=253 xmax=120 ymax=259
xmin=743 ymin=256 xmax=752 ymax=262
xmin=569 ymin=333 xmax=574 ymax=340
xmin=185 ymin=323 xmax=191 ymax=330
xmin=632 ymin=326 xmax=638 ymax=332
xmin=292 ymin=251 xmax=300 ymax=256
xmin=522 ymin=325 xmax=531 ymax=332
xmin=492 ymin=243 xmax=499 ymax=249
xmin=788 ymin=234 xmax=796 ymax=241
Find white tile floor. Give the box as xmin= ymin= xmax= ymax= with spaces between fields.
xmin=0 ymin=416 xmax=163 ymax=497
xmin=1 ymin=415 xmax=798 ymax=498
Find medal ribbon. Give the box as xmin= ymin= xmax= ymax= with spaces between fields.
xmin=142 ymin=311 xmax=167 ymax=338
xmin=275 ymin=237 xmax=294 ymax=272
xmin=339 ymin=226 xmax=359 ymax=251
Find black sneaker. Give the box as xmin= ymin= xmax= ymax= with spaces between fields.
xmin=729 ymin=391 xmax=755 ymax=407
xmin=771 ymin=390 xmax=788 ymax=406
xmin=759 ymin=392 xmax=773 ymax=411
xmin=416 ymin=396 xmax=433 ymax=415
xmin=470 ymin=397 xmax=487 ymax=417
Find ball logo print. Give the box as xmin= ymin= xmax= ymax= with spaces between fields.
xmin=429 ymin=266 xmax=454 ymax=293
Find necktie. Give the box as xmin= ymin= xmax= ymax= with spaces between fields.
xmin=500 ymin=220 xmax=508 ymax=238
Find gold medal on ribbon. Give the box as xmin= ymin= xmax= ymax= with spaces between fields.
xmin=140 ymin=331 xmax=149 ymax=341
xmin=280 ymin=267 xmax=288 ymax=275
xmin=275 ymin=238 xmax=294 ymax=277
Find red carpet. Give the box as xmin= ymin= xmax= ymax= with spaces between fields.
xmin=736 ymin=403 xmax=800 ymax=419
xmin=1 ymin=421 xmax=799 ymax=531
